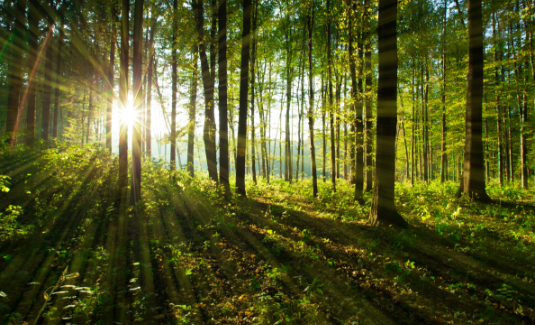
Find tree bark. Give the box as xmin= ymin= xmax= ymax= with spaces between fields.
xmin=458 ymin=0 xmax=491 ymax=201
xmin=219 ymin=0 xmax=230 ymax=195
xmin=42 ymin=6 xmax=54 ymax=142
xmin=327 ymin=0 xmax=335 ymax=192
xmin=106 ymin=2 xmax=117 ymax=151
xmin=119 ymin=0 xmax=129 ymax=191
xmin=371 ymin=0 xmax=408 ymax=228
xmin=171 ymin=0 xmax=178 ymax=169
xmin=364 ymin=9 xmax=373 ymax=192
xmin=26 ymin=0 xmax=39 ymax=147
xmin=131 ymin=0 xmax=144 ymax=205
xmin=188 ymin=50 xmax=199 ymax=177
xmin=250 ymin=1 xmax=257 ymax=186
xmin=307 ymin=10 xmax=318 ymax=196
xmin=146 ymin=19 xmax=156 ymax=158
xmin=195 ymin=0 xmax=219 ymax=183
xmin=236 ymin=0 xmax=252 ymax=197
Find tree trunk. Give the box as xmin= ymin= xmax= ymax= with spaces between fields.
xmin=106 ymin=3 xmax=117 ymax=151
xmin=371 ymin=0 xmax=408 ymax=228
xmin=42 ymin=10 xmax=54 ymax=142
xmin=131 ymin=0 xmax=144 ymax=205
xmin=188 ymin=50 xmax=198 ymax=177
xmin=250 ymin=2 xmax=257 ymax=186
xmin=171 ymin=0 xmax=178 ymax=169
xmin=236 ymin=0 xmax=252 ymax=196
xmin=440 ymin=2 xmax=447 ymax=183
xmin=53 ymin=15 xmax=63 ymax=139
xmin=364 ymin=14 xmax=373 ymax=192
xmin=327 ymin=0 xmax=335 ymax=192
xmin=352 ymin=0 xmax=364 ymax=202
xmin=26 ymin=0 xmax=39 ymax=147
xmin=219 ymin=0 xmax=230 ymax=195
xmin=119 ymin=0 xmax=129 ymax=191
xmin=146 ymin=19 xmax=156 ymax=158
xmin=194 ymin=0 xmax=218 ymax=182
xmin=458 ymin=0 xmax=491 ymax=201
xmin=307 ymin=11 xmax=318 ymax=196
xmin=285 ymin=19 xmax=293 ymax=184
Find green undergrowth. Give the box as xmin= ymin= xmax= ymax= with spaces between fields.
xmin=0 ymin=145 xmax=534 ymax=324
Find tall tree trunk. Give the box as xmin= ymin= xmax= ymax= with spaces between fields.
xmin=146 ymin=19 xmax=156 ymax=158
xmin=307 ymin=10 xmax=318 ymax=196
xmin=458 ymin=0 xmax=491 ymax=201
xmin=371 ymin=0 xmax=408 ymax=228
xmin=5 ymin=0 xmax=26 ymax=147
xmin=53 ymin=16 xmax=63 ymax=139
xmin=42 ymin=9 xmax=54 ymax=142
xmin=423 ymin=61 xmax=429 ymax=182
xmin=353 ymin=0 xmax=364 ymax=202
xmin=26 ymin=0 xmax=39 ymax=147
xmin=188 ymin=50 xmax=199 ymax=177
xmin=106 ymin=2 xmax=117 ymax=151
xmin=219 ymin=0 xmax=230 ymax=195
xmin=322 ymin=73 xmax=326 ymax=182
xmin=364 ymin=19 xmax=373 ymax=192
xmin=493 ymin=16 xmax=504 ymax=186
xmin=87 ymin=78 xmax=93 ymax=144
xmin=250 ymin=1 xmax=257 ymax=186
xmin=171 ymin=0 xmax=178 ymax=169
xmin=327 ymin=0 xmax=336 ymax=192
xmin=285 ymin=18 xmax=293 ymax=183
xmin=119 ymin=0 xmax=129 ymax=191
xmin=131 ymin=0 xmax=144 ymax=204
xmin=440 ymin=2 xmax=447 ymax=183
xmin=236 ymin=0 xmax=252 ymax=196
xmin=195 ymin=0 xmax=219 ymax=182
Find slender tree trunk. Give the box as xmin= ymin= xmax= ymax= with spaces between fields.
xmin=146 ymin=19 xmax=156 ymax=158
xmin=507 ymin=104 xmax=514 ymax=184
xmin=53 ymin=16 xmax=63 ymax=139
xmin=307 ymin=11 xmax=318 ymax=197
xmin=250 ymin=2 xmax=257 ymax=186
xmin=5 ymin=0 xmax=26 ymax=147
xmin=171 ymin=0 xmax=178 ymax=169
xmin=285 ymin=19 xmax=293 ymax=183
xmin=131 ymin=0 xmax=144 ymax=204
xmin=354 ymin=3 xmax=364 ymax=202
xmin=106 ymin=3 xmax=117 ymax=151
xmin=236 ymin=0 xmax=252 ymax=196
xmin=119 ymin=0 xmax=129 ymax=191
xmin=26 ymin=0 xmax=39 ymax=147
xmin=371 ymin=0 xmax=408 ymax=228
xmin=458 ymin=0 xmax=491 ymax=201
xmin=42 ymin=13 xmax=54 ymax=142
xmin=322 ymin=73 xmax=326 ymax=182
xmin=327 ymin=0 xmax=336 ymax=192
xmin=364 ymin=20 xmax=373 ymax=192
xmin=219 ymin=0 xmax=230 ymax=194
xmin=188 ymin=50 xmax=198 ymax=177
xmin=87 ymin=78 xmax=93 ymax=144
xmin=440 ymin=2 xmax=447 ymax=183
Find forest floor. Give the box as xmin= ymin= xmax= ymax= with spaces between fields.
xmin=1 ymin=145 xmax=535 ymax=325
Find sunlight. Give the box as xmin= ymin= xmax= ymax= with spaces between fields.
xmin=120 ymin=101 xmax=137 ymax=128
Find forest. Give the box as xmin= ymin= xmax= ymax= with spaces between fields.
xmin=1 ymin=0 xmax=535 ymax=323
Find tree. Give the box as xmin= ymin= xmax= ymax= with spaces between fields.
xmin=118 ymin=0 xmax=129 ymax=192
xmin=218 ymin=0 xmax=230 ymax=196
xmin=307 ymin=4 xmax=318 ymax=197
xmin=171 ymin=0 xmax=178 ymax=169
xmin=106 ymin=1 xmax=117 ymax=151
xmin=131 ymin=0 xmax=144 ymax=205
xmin=236 ymin=0 xmax=252 ymax=197
xmin=371 ymin=0 xmax=408 ymax=228
xmin=25 ymin=0 xmax=39 ymax=147
xmin=458 ymin=0 xmax=491 ymax=201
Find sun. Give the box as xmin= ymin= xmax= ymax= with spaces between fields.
xmin=120 ymin=101 xmax=138 ymax=128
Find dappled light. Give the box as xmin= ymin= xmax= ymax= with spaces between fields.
xmin=1 ymin=0 xmax=534 ymax=323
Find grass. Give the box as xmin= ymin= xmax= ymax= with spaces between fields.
xmin=0 ymin=145 xmax=534 ymax=324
